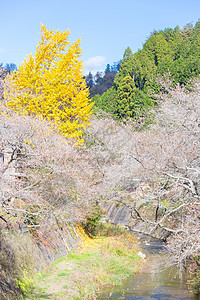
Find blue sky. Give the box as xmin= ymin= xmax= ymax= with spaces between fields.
xmin=1 ymin=0 xmax=200 ymax=74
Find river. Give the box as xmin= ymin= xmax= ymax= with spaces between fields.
xmin=99 ymin=235 xmax=199 ymax=300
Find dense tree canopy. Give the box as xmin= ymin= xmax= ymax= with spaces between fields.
xmin=133 ymin=21 xmax=200 ymax=88
xmin=4 ymin=63 xmax=17 ymax=73
xmin=94 ymin=47 xmax=153 ymax=121
xmin=85 ymin=61 xmax=121 ymax=97
xmin=93 ymin=21 xmax=200 ymax=121
xmin=4 ymin=25 xmax=92 ymax=143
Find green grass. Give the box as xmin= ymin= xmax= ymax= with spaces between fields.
xmin=68 ymin=252 xmax=100 ymax=261
xmin=26 ymin=233 xmax=142 ymax=299
xmin=62 ymin=284 xmax=69 ymax=289
xmin=24 ymin=287 xmax=51 ymax=299
xmin=38 ymin=272 xmax=50 ymax=280
xmin=57 ymin=271 xmax=69 ymax=277
xmin=52 ymin=257 xmax=66 ymax=265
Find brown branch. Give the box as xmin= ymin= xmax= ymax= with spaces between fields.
xmin=133 ymin=206 xmax=187 ymax=234
xmin=20 ymin=170 xmax=53 ymax=191
xmin=163 ymin=172 xmax=198 ymax=196
xmin=115 ymin=199 xmax=189 ymax=235
xmin=0 ymin=215 xmax=7 ymax=223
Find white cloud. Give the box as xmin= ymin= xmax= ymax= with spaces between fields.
xmin=84 ymin=56 xmax=107 ymax=75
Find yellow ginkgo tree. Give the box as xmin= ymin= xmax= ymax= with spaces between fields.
xmin=4 ymin=24 xmax=92 ymax=142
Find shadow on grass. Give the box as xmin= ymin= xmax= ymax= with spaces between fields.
xmin=25 ymin=287 xmax=52 ymax=299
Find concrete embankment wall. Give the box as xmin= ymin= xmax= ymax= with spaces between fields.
xmin=104 ymin=202 xmax=131 ymax=225
xmin=103 ymin=201 xmax=170 ymax=240
xmin=32 ymin=223 xmax=80 ymax=265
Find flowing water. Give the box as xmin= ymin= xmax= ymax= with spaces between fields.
xmin=99 ymin=235 xmax=199 ymax=300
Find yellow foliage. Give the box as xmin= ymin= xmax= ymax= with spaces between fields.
xmin=76 ymin=225 xmax=96 ymax=250
xmin=4 ymin=24 xmax=92 ymax=142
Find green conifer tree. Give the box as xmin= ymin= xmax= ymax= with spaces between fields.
xmin=115 ymin=74 xmax=136 ymax=118
xmin=113 ymin=47 xmax=134 ymax=89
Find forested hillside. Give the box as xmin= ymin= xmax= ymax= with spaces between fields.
xmin=85 ymin=60 xmax=121 ymax=97
xmin=93 ymin=21 xmax=200 ymax=122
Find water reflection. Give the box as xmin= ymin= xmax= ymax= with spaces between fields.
xmin=99 ymin=236 xmax=199 ymax=300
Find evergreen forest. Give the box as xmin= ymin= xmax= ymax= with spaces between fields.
xmin=85 ymin=21 xmax=200 ymax=123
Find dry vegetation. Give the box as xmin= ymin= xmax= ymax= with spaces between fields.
xmin=83 ymin=76 xmax=200 ymax=288
xmin=0 ymin=68 xmax=199 ymax=297
xmin=26 ymin=226 xmax=142 ymax=300
xmin=0 ymin=105 xmax=100 ymax=298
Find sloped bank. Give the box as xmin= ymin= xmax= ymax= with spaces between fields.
xmin=24 ymin=225 xmax=143 ymax=300
xmin=0 ymin=220 xmax=81 ymax=300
